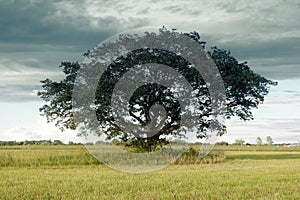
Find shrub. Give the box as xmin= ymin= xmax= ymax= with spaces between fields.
xmin=174 ymin=147 xmax=226 ymax=165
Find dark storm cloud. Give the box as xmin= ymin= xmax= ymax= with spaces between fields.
xmin=1 ymin=0 xmax=300 ymax=102
xmin=0 ymin=0 xmax=149 ymax=102
xmin=0 ymin=0 xmax=150 ymax=56
xmin=202 ymin=34 xmax=300 ymax=80
xmin=224 ymin=37 xmax=300 ymax=60
xmin=233 ymin=38 xmax=300 ymax=80
xmin=192 ymin=0 xmax=300 ymax=80
xmin=0 ymin=0 xmax=149 ymax=54
xmin=0 ymin=49 xmax=83 ymax=71
xmin=0 ymin=49 xmax=86 ymax=102
xmin=0 ymin=0 xmax=117 ymax=48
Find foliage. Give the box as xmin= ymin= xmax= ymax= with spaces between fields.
xmin=216 ymin=141 xmax=229 ymax=146
xmin=256 ymin=137 xmax=263 ymax=145
xmin=233 ymin=139 xmax=246 ymax=146
xmin=38 ymin=29 xmax=277 ymax=151
xmin=37 ymin=62 xmax=80 ymax=131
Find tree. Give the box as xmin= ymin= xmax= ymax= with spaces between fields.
xmin=216 ymin=141 xmax=229 ymax=146
xmin=256 ymin=137 xmax=263 ymax=145
xmin=266 ymin=136 xmax=273 ymax=146
xmin=37 ymin=29 xmax=277 ymax=151
xmin=233 ymin=139 xmax=245 ymax=146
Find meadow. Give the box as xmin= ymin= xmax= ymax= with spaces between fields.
xmin=0 ymin=144 xmax=299 ymax=199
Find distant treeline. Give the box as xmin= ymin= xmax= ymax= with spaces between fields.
xmin=0 ymin=140 xmax=214 ymax=146
xmin=0 ymin=140 xmax=230 ymax=146
xmin=0 ymin=140 xmax=298 ymax=146
xmin=0 ymin=140 xmax=81 ymax=146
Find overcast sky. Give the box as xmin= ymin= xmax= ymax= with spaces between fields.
xmin=1 ymin=0 xmax=300 ymax=144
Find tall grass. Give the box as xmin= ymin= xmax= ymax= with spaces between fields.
xmin=0 ymin=145 xmax=226 ymax=167
xmin=1 ymin=145 xmax=299 ymax=168
xmin=0 ymin=145 xmax=300 ymax=199
xmin=0 ymin=145 xmax=99 ymax=167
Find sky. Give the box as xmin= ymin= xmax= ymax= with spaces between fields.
xmin=0 ymin=0 xmax=300 ymax=144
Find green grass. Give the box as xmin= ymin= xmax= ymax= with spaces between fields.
xmin=0 ymin=145 xmax=299 ymax=199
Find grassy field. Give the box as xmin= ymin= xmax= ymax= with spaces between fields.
xmin=0 ymin=145 xmax=299 ymax=199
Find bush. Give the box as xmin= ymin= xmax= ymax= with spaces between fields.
xmin=174 ymin=147 xmax=226 ymax=165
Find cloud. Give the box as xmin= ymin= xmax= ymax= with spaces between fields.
xmin=0 ymin=46 xmax=85 ymax=102
xmin=0 ymin=85 xmax=40 ymax=102
xmin=3 ymin=126 xmax=42 ymax=141
xmin=261 ymin=79 xmax=300 ymax=104
xmin=224 ymin=86 xmax=300 ymax=143
xmin=0 ymin=0 xmax=151 ymax=102
xmin=225 ymin=117 xmax=300 ymax=143
xmin=0 ymin=56 xmax=66 ymax=102
xmin=1 ymin=117 xmax=82 ymax=143
xmin=212 ymin=36 xmax=300 ymax=80
xmin=0 ymin=0 xmax=149 ymax=47
xmin=1 ymin=0 xmax=300 ymax=103
xmin=2 ymin=0 xmax=300 ymax=50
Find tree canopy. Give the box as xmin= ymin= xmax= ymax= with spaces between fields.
xmin=266 ymin=136 xmax=274 ymax=145
xmin=256 ymin=137 xmax=263 ymax=145
xmin=37 ymin=30 xmax=277 ymax=151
